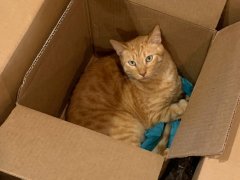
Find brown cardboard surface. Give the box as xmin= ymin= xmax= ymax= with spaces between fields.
xmin=0 ymin=0 xmax=43 ymax=72
xmin=88 ymin=0 xmax=214 ymax=82
xmin=129 ymin=0 xmax=227 ymax=29
xmin=169 ymin=22 xmax=240 ymax=158
xmin=0 ymin=77 xmax=14 ymax=124
xmin=221 ymin=0 xmax=240 ymax=27
xmin=193 ymin=105 xmax=240 ymax=180
xmin=18 ymin=0 xmax=93 ymax=116
xmin=0 ymin=0 xmax=70 ymax=123
xmin=0 ymin=105 xmax=163 ymax=180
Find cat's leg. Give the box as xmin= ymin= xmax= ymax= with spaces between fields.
xmin=159 ymin=99 xmax=188 ymax=122
xmin=152 ymin=123 xmax=171 ymax=157
xmin=153 ymin=99 xmax=187 ymax=156
xmin=109 ymin=115 xmax=145 ymax=147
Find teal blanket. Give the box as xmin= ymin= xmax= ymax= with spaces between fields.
xmin=141 ymin=77 xmax=193 ymax=151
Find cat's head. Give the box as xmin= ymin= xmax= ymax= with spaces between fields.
xmin=110 ymin=25 xmax=165 ymax=81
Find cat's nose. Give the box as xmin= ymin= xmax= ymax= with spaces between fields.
xmin=139 ymin=71 xmax=146 ymax=77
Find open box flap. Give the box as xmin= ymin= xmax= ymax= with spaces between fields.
xmin=0 ymin=0 xmax=70 ymax=123
xmin=169 ymin=22 xmax=240 ymax=158
xmin=17 ymin=0 xmax=92 ymax=116
xmin=0 ymin=105 xmax=163 ymax=179
xmin=128 ymin=0 xmax=227 ymax=29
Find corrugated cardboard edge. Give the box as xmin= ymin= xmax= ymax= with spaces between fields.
xmin=193 ymin=99 xmax=240 ymax=180
xmin=17 ymin=0 xmax=93 ymax=116
xmin=17 ymin=0 xmax=74 ymax=101
xmin=168 ymin=95 xmax=240 ymax=159
xmin=0 ymin=0 xmax=71 ymax=123
xmin=211 ymin=23 xmax=240 ymax=156
xmin=204 ymin=25 xmax=240 ymax=157
xmin=168 ymin=23 xmax=240 ymax=158
xmin=220 ymin=94 xmax=240 ymax=155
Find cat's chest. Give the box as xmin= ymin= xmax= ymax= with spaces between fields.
xmin=122 ymin=78 xmax=179 ymax=126
xmin=134 ymin=85 xmax=174 ymax=120
xmin=140 ymin=91 xmax=168 ymax=111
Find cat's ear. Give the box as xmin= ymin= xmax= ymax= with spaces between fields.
xmin=110 ymin=40 xmax=127 ymax=56
xmin=148 ymin=25 xmax=162 ymax=45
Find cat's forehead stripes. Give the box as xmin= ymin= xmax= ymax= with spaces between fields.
xmin=138 ymin=43 xmax=145 ymax=57
xmin=127 ymin=42 xmax=147 ymax=58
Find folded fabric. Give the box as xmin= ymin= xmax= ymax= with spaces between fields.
xmin=141 ymin=77 xmax=193 ymax=151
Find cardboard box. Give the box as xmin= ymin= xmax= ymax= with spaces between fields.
xmin=0 ymin=0 xmax=70 ymax=124
xmin=1 ymin=0 xmax=240 ymax=179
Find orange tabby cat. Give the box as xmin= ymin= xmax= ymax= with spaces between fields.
xmin=67 ymin=25 xmax=187 ymax=155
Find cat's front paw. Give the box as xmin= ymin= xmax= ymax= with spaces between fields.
xmin=179 ymin=99 xmax=188 ymax=113
xmin=170 ymin=99 xmax=188 ymax=119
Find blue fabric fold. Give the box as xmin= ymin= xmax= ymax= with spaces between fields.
xmin=141 ymin=77 xmax=193 ymax=151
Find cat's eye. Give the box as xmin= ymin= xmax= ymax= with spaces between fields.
xmin=128 ymin=60 xmax=136 ymax=66
xmin=145 ymin=55 xmax=153 ymax=63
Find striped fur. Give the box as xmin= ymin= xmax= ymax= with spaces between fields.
xmin=67 ymin=26 xmax=187 ymax=156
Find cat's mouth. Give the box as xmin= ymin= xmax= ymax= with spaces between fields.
xmin=127 ymin=73 xmax=151 ymax=81
xmin=136 ymin=75 xmax=151 ymax=81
